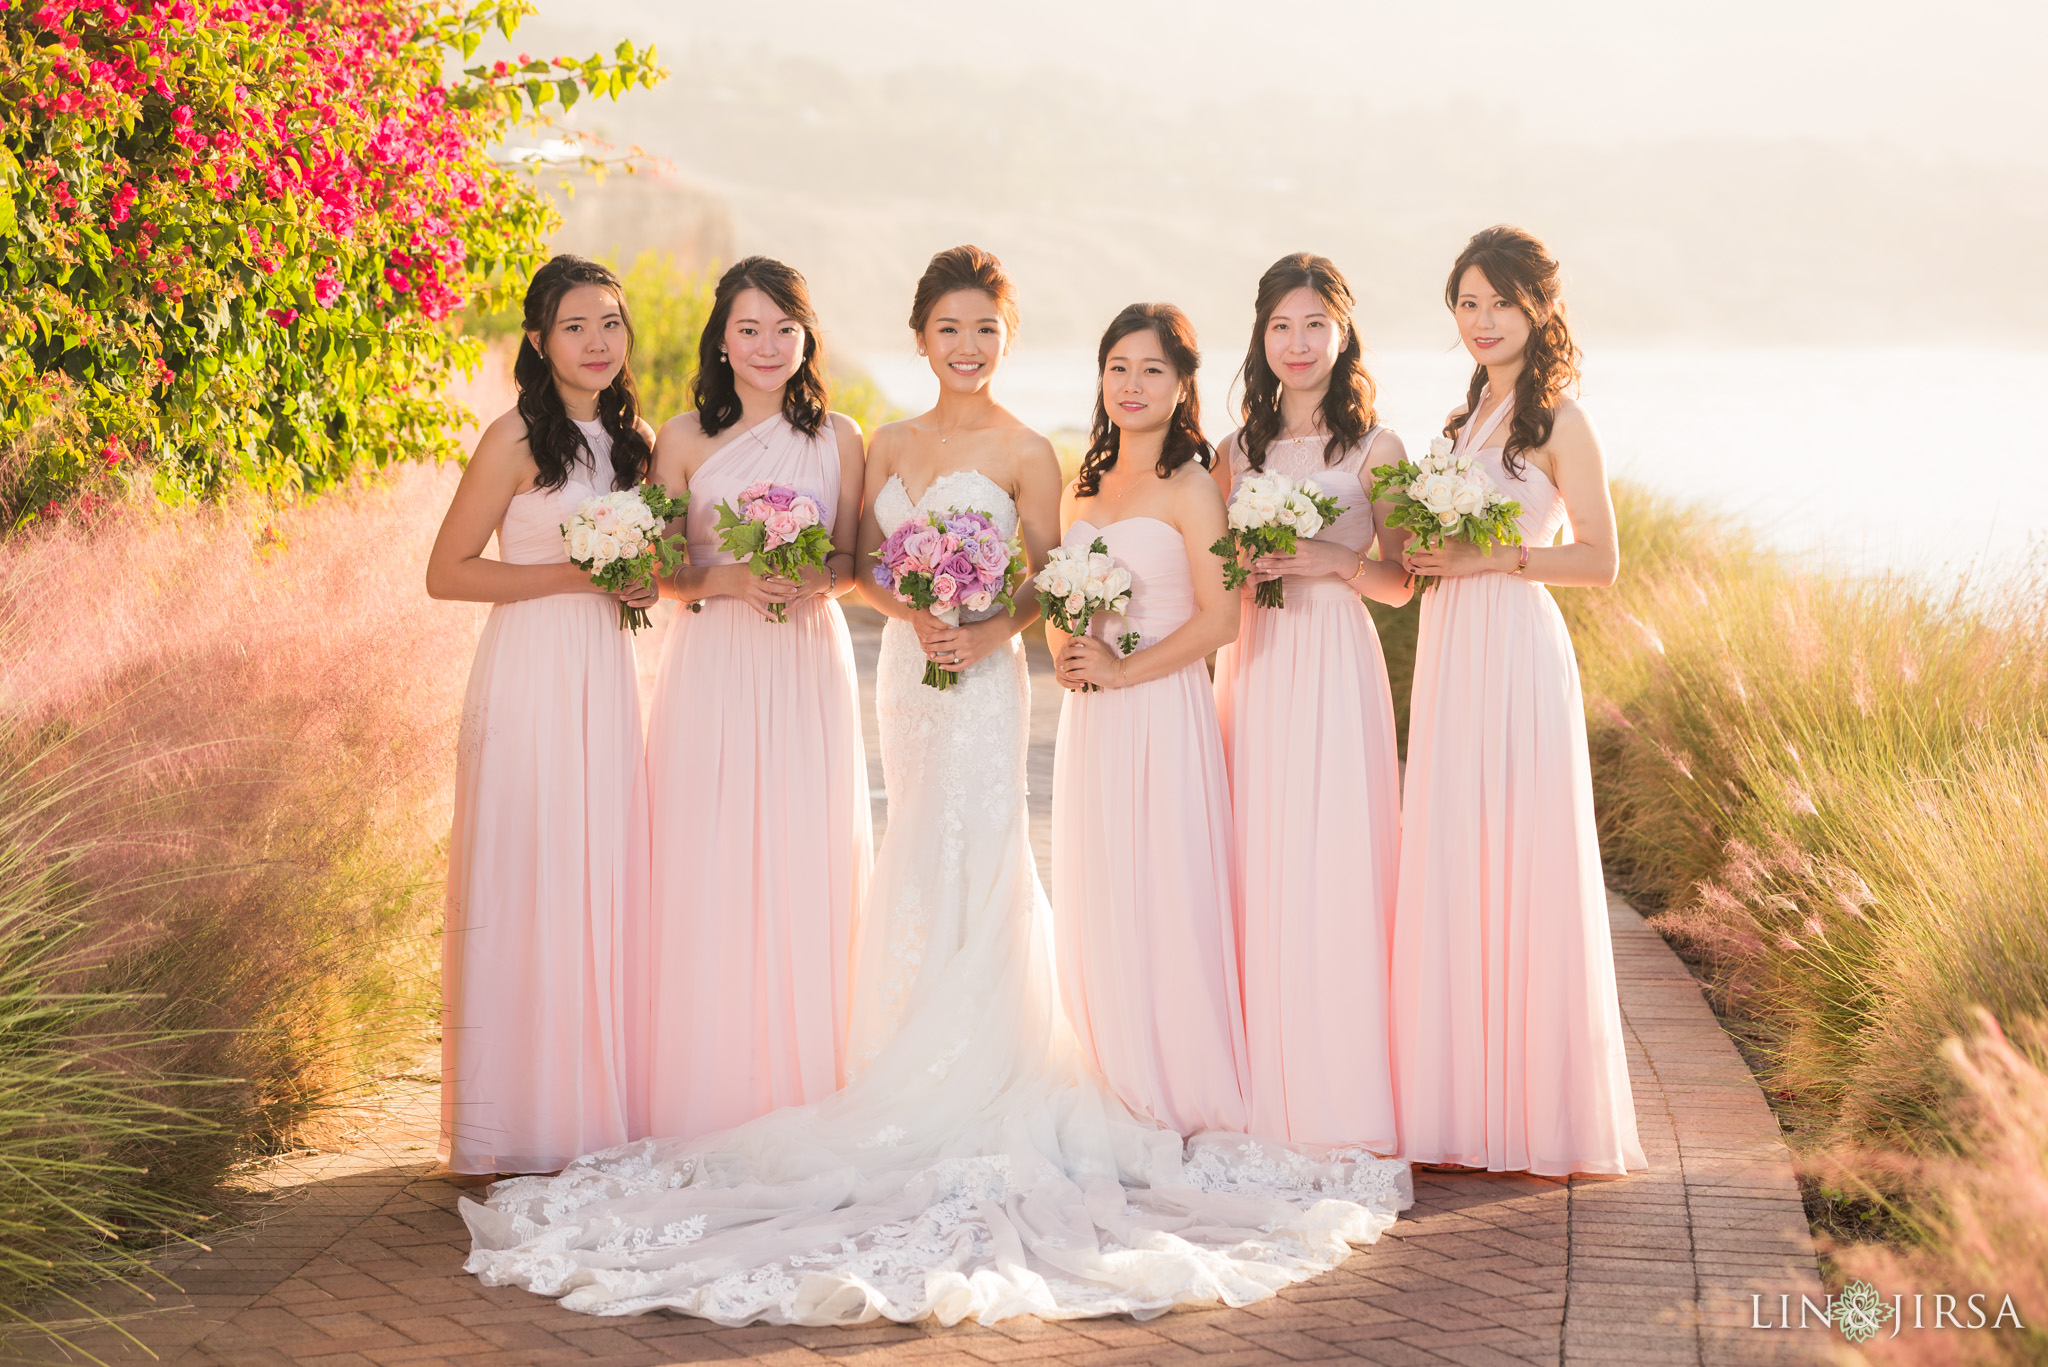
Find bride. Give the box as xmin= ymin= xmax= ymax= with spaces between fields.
xmin=460 ymin=246 xmax=1412 ymax=1327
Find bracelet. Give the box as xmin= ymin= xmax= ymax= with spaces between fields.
xmin=825 ymin=561 xmax=840 ymax=593
xmin=1115 ymin=659 xmax=1127 ymax=689
xmin=1350 ymin=550 xmax=1365 ymax=580
xmin=1511 ymin=544 xmax=1530 ymax=577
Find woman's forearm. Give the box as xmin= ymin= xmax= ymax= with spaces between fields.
xmin=427 ymin=557 xmax=590 ymax=605
xmin=1518 ymin=540 xmax=1617 ymax=589
xmin=1115 ymin=604 xmax=1237 ymax=686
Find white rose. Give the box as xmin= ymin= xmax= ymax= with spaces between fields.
xmin=1437 ymin=509 xmax=1460 ymax=528
xmin=1429 ymin=436 xmax=1455 ymax=459
xmin=965 ymin=590 xmax=994 ymax=612
xmin=1294 ymin=510 xmax=1325 ymax=539
xmin=568 ymin=526 xmax=594 ymax=561
xmin=1450 ymin=483 xmax=1485 ymax=517
xmin=1102 ymin=566 xmax=1131 ymax=596
xmin=594 ymin=532 xmax=620 ymax=563
xmin=1066 ymin=591 xmax=1086 ymax=615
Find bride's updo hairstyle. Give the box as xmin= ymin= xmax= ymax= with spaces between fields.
xmin=907 ymin=244 xmax=1020 ymax=337
xmin=1074 ymin=303 xmax=1211 ymax=499
xmin=692 ymin=255 xmax=830 ymax=439
xmin=1236 ymin=252 xmax=1377 ymax=473
xmin=514 ymin=254 xmax=652 ymax=493
xmin=1445 ymin=225 xmax=1582 ymax=479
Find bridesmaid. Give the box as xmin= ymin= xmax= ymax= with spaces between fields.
xmin=1210 ymin=254 xmax=1412 ymax=1152
xmin=426 ymin=254 xmax=657 ymax=1174
xmin=637 ymin=257 xmax=873 ymax=1142
xmin=1389 ymin=225 xmax=1646 ymax=1176
xmin=1048 ymin=303 xmax=1248 ymax=1136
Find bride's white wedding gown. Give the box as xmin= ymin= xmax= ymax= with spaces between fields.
xmin=460 ymin=470 xmax=1411 ymax=1326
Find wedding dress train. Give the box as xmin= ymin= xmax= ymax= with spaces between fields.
xmin=460 ymin=469 xmax=1411 ymax=1326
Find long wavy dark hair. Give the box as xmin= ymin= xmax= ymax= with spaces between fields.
xmin=513 ymin=254 xmax=651 ymax=492
xmin=1444 ymin=225 xmax=1582 ymax=479
xmin=692 ymin=256 xmax=830 ymax=438
xmin=1235 ymin=252 xmax=1376 ymax=472
xmin=1074 ymin=303 xmax=1211 ymax=498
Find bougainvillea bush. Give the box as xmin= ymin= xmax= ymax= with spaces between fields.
xmin=0 ymin=0 xmax=663 ymax=524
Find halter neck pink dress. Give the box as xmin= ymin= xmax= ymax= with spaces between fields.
xmin=1050 ymin=515 xmax=1249 ymax=1136
xmin=633 ymin=412 xmax=873 ymax=1142
xmin=1212 ymin=429 xmax=1401 ymax=1151
xmin=1389 ymin=394 xmax=1645 ymax=1176
xmin=441 ymin=418 xmax=643 ymax=1175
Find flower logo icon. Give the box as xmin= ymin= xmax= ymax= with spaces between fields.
xmin=1835 ymin=1280 xmax=1896 ymax=1343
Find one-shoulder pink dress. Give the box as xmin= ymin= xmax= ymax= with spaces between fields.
xmin=1050 ymin=516 xmax=1249 ymax=1136
xmin=1389 ymin=395 xmax=1646 ymax=1176
xmin=633 ymin=413 xmax=873 ymax=1142
xmin=1213 ymin=430 xmax=1401 ymax=1151
xmin=441 ymin=418 xmax=643 ymax=1175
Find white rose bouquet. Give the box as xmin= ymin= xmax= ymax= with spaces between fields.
xmin=560 ymin=483 xmax=690 ymax=631
xmin=1034 ymin=536 xmax=1137 ymax=692
xmin=1368 ymin=436 xmax=1523 ymax=590
xmin=1209 ymin=472 xmax=1346 ymax=608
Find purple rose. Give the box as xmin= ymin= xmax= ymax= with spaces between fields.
xmin=765 ymin=486 xmax=798 ymax=510
xmin=970 ymin=537 xmax=1009 ymax=576
xmin=940 ymin=552 xmax=977 ymax=583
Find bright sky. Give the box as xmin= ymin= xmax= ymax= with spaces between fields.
xmin=583 ymin=0 xmax=2047 ymax=165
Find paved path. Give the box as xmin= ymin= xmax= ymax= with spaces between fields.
xmin=16 ymin=608 xmax=1840 ymax=1366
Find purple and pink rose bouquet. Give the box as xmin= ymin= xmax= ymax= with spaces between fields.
xmin=710 ymin=481 xmax=834 ymax=623
xmin=872 ymin=507 xmax=1026 ymax=689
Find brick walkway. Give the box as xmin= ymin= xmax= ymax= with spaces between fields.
xmin=16 ymin=610 xmax=1842 ymax=1365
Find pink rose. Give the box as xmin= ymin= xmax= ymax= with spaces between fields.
xmin=738 ymin=480 xmax=771 ymax=501
xmin=964 ymin=589 xmax=994 ymax=613
xmin=744 ymin=498 xmax=774 ymax=523
xmin=902 ymin=527 xmax=944 ymax=569
xmin=790 ymin=496 xmax=822 ymax=527
xmin=931 ymin=572 xmax=959 ymax=604
xmin=940 ymin=533 xmax=961 ymax=555
xmin=764 ymin=509 xmax=802 ymax=546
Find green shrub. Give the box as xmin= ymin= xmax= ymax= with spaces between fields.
xmin=0 ymin=0 xmax=663 ymax=523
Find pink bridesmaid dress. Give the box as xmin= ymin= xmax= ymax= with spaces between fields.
xmin=635 ymin=412 xmax=873 ymax=1141
xmin=1050 ymin=516 xmax=1249 ymax=1136
xmin=1389 ymin=394 xmax=1646 ymax=1176
xmin=441 ymin=418 xmax=642 ymax=1175
xmin=1213 ymin=430 xmax=1401 ymax=1151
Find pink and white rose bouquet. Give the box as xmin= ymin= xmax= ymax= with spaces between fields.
xmin=561 ymin=483 xmax=689 ymax=631
xmin=711 ymin=481 xmax=833 ymax=623
xmin=1033 ymin=536 xmax=1137 ymax=692
xmin=872 ymin=507 xmax=1026 ymax=690
xmin=1368 ymin=437 xmax=1523 ymax=590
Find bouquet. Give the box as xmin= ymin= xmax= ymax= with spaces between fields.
xmin=1368 ymin=437 xmax=1523 ymax=589
xmin=711 ymin=481 xmax=833 ymax=623
xmin=1034 ymin=537 xmax=1137 ymax=692
xmin=872 ymin=507 xmax=1026 ymax=690
xmin=561 ymin=483 xmax=689 ymax=631
xmin=1209 ymin=472 xmax=1346 ymax=608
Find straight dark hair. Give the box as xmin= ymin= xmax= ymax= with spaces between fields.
xmin=1236 ymin=252 xmax=1376 ymax=472
xmin=513 ymin=254 xmax=651 ymax=492
xmin=692 ymin=256 xmax=829 ymax=438
xmin=1444 ymin=225 xmax=1582 ymax=479
xmin=1075 ymin=303 xmax=1211 ymax=498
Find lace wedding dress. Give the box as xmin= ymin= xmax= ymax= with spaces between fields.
xmin=461 ymin=470 xmax=1412 ymax=1326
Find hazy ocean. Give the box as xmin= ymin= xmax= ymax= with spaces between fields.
xmin=865 ymin=347 xmax=2046 ymax=582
